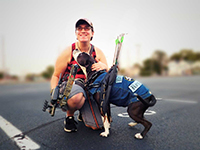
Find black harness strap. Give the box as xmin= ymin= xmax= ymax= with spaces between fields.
xmin=89 ymin=44 xmax=94 ymax=56
xmin=99 ymin=65 xmax=118 ymax=114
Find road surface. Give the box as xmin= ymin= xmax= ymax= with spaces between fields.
xmin=0 ymin=76 xmax=200 ymax=150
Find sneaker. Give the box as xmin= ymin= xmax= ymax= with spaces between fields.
xmin=77 ymin=111 xmax=83 ymax=122
xmin=64 ymin=116 xmax=77 ymax=132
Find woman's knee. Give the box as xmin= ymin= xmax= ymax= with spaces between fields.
xmin=68 ymin=93 xmax=85 ymax=105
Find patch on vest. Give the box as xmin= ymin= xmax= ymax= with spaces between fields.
xmin=129 ymin=80 xmax=142 ymax=93
xmin=124 ymin=76 xmax=134 ymax=81
xmin=116 ymin=75 xmax=123 ymax=83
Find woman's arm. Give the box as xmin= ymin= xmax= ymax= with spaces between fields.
xmin=50 ymin=46 xmax=71 ymax=89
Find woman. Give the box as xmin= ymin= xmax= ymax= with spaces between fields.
xmin=50 ymin=18 xmax=108 ymax=132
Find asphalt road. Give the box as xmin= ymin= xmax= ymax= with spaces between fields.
xmin=0 ymin=76 xmax=200 ymax=150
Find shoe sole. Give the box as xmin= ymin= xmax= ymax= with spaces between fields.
xmin=64 ymin=120 xmax=77 ymax=132
xmin=64 ymin=128 xmax=77 ymax=132
xmin=77 ymin=116 xmax=83 ymax=122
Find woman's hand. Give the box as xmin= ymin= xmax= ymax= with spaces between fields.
xmin=91 ymin=58 xmax=108 ymax=71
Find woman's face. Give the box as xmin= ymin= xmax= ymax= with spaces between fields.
xmin=75 ymin=24 xmax=94 ymax=42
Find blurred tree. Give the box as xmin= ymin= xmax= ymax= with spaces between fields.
xmin=180 ymin=49 xmax=194 ymax=61
xmin=140 ymin=49 xmax=200 ymax=76
xmin=140 ymin=59 xmax=160 ymax=76
xmin=41 ymin=65 xmax=54 ymax=79
xmin=0 ymin=72 xmax=4 ymax=79
xmin=140 ymin=50 xmax=168 ymax=76
xmin=152 ymin=50 xmax=168 ymax=62
xmin=153 ymin=50 xmax=168 ymax=75
xmin=140 ymin=59 xmax=152 ymax=76
xmin=194 ymin=52 xmax=200 ymax=60
xmin=25 ymin=73 xmax=35 ymax=81
xmin=170 ymin=49 xmax=200 ymax=61
xmin=170 ymin=52 xmax=180 ymax=61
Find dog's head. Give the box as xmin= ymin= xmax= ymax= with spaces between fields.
xmin=77 ymin=52 xmax=97 ymax=79
xmin=77 ymin=52 xmax=95 ymax=68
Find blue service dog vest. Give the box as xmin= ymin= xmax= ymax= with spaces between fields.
xmin=89 ymin=73 xmax=152 ymax=107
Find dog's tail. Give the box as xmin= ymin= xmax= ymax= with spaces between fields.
xmin=134 ymin=93 xmax=156 ymax=107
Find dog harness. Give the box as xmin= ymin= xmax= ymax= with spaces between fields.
xmin=63 ymin=43 xmax=96 ymax=81
xmin=89 ymin=73 xmax=152 ymax=107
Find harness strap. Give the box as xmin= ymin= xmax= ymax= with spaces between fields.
xmin=85 ymin=70 xmax=106 ymax=87
xmin=89 ymin=45 xmax=94 ymax=56
xmin=86 ymin=83 xmax=101 ymax=90
xmin=85 ymin=90 xmax=100 ymax=129
xmin=100 ymin=65 xmax=118 ymax=115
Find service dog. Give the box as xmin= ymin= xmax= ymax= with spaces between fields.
xmin=77 ymin=52 xmax=156 ymax=139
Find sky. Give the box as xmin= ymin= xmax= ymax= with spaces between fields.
xmin=0 ymin=0 xmax=200 ymax=76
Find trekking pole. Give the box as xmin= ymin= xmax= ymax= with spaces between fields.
xmin=100 ymin=33 xmax=127 ymax=114
xmin=113 ymin=33 xmax=127 ymax=66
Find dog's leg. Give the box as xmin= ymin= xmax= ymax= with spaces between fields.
xmin=135 ymin=118 xmax=152 ymax=139
xmin=107 ymin=102 xmax=112 ymax=123
xmin=131 ymin=115 xmax=152 ymax=139
xmin=128 ymin=103 xmax=152 ymax=139
xmin=100 ymin=113 xmax=110 ymax=137
xmin=94 ymin=92 xmax=111 ymax=137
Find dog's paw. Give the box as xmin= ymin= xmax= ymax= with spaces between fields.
xmin=100 ymin=132 xmax=109 ymax=137
xmin=128 ymin=122 xmax=137 ymax=127
xmin=135 ymin=133 xmax=143 ymax=139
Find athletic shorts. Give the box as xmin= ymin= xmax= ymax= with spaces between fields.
xmin=60 ymin=81 xmax=87 ymax=99
xmin=68 ymin=84 xmax=87 ymax=99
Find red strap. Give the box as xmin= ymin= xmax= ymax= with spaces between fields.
xmin=86 ymin=91 xmax=100 ymax=129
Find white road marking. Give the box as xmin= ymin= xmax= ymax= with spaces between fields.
xmin=118 ymin=113 xmax=129 ymax=117
xmin=118 ymin=110 xmax=156 ymax=118
xmin=0 ymin=116 xmax=40 ymax=150
xmin=156 ymin=98 xmax=198 ymax=104
xmin=144 ymin=110 xmax=156 ymax=115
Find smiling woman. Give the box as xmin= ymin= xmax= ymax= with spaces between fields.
xmin=50 ymin=18 xmax=108 ymax=133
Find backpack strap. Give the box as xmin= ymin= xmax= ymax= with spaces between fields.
xmin=99 ymin=65 xmax=118 ymax=115
xmin=89 ymin=44 xmax=94 ymax=56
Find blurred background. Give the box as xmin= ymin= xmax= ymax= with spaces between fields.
xmin=0 ymin=0 xmax=200 ymax=84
